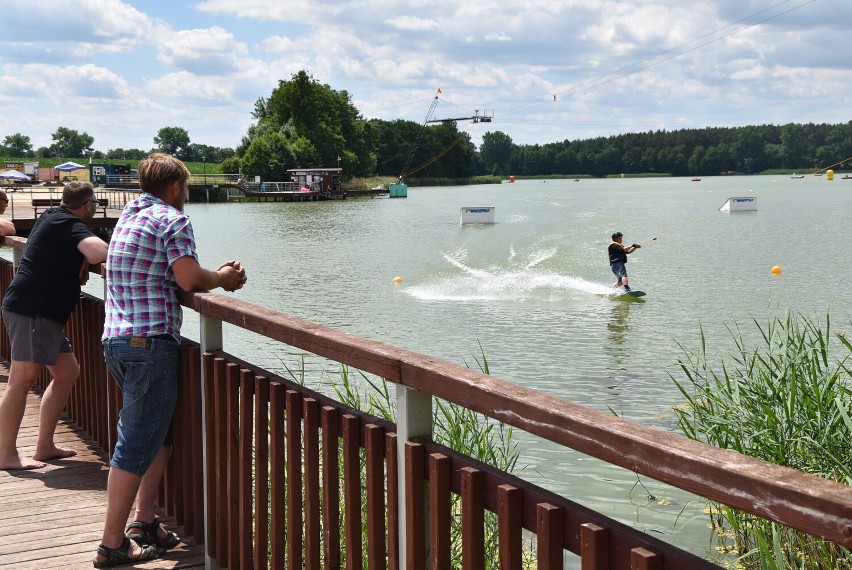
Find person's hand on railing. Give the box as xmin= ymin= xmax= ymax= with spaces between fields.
xmin=216 ymin=260 xmax=247 ymax=292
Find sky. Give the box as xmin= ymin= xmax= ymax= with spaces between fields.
xmin=0 ymin=0 xmax=849 ymax=155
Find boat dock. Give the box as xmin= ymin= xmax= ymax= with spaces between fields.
xmin=0 ymin=188 xmax=134 ymax=234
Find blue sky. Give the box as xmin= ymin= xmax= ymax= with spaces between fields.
xmin=0 ymin=0 xmax=849 ymax=155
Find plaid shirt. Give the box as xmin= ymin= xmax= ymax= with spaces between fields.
xmin=103 ymin=193 xmax=198 ymax=339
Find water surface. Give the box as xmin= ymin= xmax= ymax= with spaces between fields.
xmin=81 ymin=174 xmax=852 ymax=560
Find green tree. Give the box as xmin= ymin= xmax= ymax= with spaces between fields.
xmin=106 ymin=148 xmax=148 ymax=160
xmin=3 ymin=133 xmax=33 ymax=157
xmin=154 ymin=127 xmax=191 ymax=159
xmin=688 ymin=145 xmax=705 ymax=175
xmin=780 ymin=123 xmax=813 ymax=168
xmin=263 ymin=70 xmax=372 ymax=175
xmin=240 ymin=131 xmax=296 ymax=180
xmin=221 ymin=156 xmax=241 ymax=174
xmin=732 ymin=126 xmax=766 ymax=173
xmin=825 ymin=121 xmax=852 ymax=168
xmin=479 ymin=131 xmax=514 ymax=176
xmin=49 ymin=127 xmax=94 ymax=157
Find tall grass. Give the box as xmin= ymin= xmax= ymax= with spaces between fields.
xmin=671 ymin=313 xmax=852 ymax=569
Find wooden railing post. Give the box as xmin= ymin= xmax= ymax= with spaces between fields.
xmin=396 ymin=385 xmax=432 ymax=568
xmin=200 ymin=313 xmax=223 ymax=570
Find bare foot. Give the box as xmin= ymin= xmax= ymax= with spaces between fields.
xmin=0 ymin=451 xmax=46 ymax=470
xmin=33 ymin=445 xmax=77 ymax=461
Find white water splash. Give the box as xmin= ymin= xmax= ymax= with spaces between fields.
xmin=406 ymin=250 xmax=615 ymax=301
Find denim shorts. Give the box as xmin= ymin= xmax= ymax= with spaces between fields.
xmin=104 ymin=335 xmax=180 ymax=476
xmin=611 ymin=261 xmax=628 ymax=279
xmin=2 ymin=309 xmax=73 ymax=365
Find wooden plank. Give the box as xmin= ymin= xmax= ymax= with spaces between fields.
xmin=461 ymin=467 xmax=485 ymax=570
xmin=497 ymin=484 xmax=522 ymax=569
xmin=190 ymin=294 xmax=406 ymax=381
xmin=404 ymin=442 xmax=426 ymax=570
xmin=186 ymin=345 xmax=204 ymax=543
xmin=536 ymin=503 xmax=563 ymax=570
xmin=429 ymin=453 xmax=451 ymax=570
xmin=343 ymin=414 xmax=363 ymax=570
xmin=286 ymin=390 xmax=304 ymax=569
xmin=304 ymin=398 xmax=321 ymax=569
xmin=322 ymin=406 xmax=341 ymax=569
xmin=254 ymin=377 xmax=271 ymax=569
xmin=631 ymin=547 xmax=664 ymax=570
xmin=385 ymin=433 xmax=399 ymax=570
xmin=202 ymin=353 xmax=217 ymax=556
xmin=239 ymin=370 xmax=255 ymax=570
xmin=213 ymin=357 xmax=228 ymax=564
xmin=269 ymin=382 xmax=287 ymax=570
xmin=365 ymin=424 xmax=386 ymax=570
xmin=580 ymin=523 xmax=610 ymax=570
xmin=0 ymin=373 xmax=205 ymax=569
xmin=226 ymin=363 xmax=241 ymax=570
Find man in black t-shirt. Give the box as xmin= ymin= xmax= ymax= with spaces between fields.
xmin=608 ymin=231 xmax=640 ymax=292
xmin=0 ymin=181 xmax=109 ymax=470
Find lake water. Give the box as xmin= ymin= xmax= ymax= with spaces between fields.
xmin=46 ymin=174 xmax=852 ymax=561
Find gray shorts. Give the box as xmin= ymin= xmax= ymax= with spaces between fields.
xmin=2 ymin=309 xmax=72 ymax=365
xmin=611 ymin=261 xmax=627 ymax=279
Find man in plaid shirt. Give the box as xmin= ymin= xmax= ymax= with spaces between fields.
xmin=94 ymin=153 xmax=246 ymax=568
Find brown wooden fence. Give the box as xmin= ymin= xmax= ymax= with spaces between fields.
xmin=1 ymin=238 xmax=850 ymax=569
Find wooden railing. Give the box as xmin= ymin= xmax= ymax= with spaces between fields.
xmin=1 ymin=238 xmax=850 ymax=569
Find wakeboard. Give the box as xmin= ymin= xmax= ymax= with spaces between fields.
xmin=617 ymin=290 xmax=646 ymax=299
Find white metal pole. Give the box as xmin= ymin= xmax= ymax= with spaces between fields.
xmin=395 ymin=385 xmax=433 ymax=567
xmin=199 ymin=312 xmax=223 ymax=570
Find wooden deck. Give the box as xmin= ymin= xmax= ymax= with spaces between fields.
xmin=0 ymin=366 xmax=205 ymax=569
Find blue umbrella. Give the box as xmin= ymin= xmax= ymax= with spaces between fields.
xmin=0 ymin=169 xmax=30 ymax=181
xmin=54 ymin=161 xmax=86 ymax=171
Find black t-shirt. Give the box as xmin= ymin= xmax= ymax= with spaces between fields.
xmin=608 ymin=242 xmax=627 ymax=265
xmin=2 ymin=207 xmax=94 ymax=323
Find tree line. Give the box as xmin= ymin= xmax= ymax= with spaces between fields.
xmin=479 ymin=122 xmax=852 ymax=177
xmin=4 ymin=69 xmax=851 ymax=179
xmin=1 ymin=127 xmax=234 ymax=164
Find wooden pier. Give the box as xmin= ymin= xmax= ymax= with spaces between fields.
xmin=0 ymin=368 xmax=204 ymax=569
xmin=0 ymin=188 xmax=131 ymax=234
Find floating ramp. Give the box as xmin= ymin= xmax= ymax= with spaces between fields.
xmin=460 ymin=206 xmax=496 ymax=224
xmin=719 ymin=196 xmax=756 ymax=212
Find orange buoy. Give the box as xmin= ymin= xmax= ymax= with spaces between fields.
xmin=393 ymin=276 xmax=403 ymax=284
xmin=771 ymin=266 xmax=782 ymax=275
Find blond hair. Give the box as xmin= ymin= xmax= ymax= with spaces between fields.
xmin=138 ymin=153 xmax=190 ymax=195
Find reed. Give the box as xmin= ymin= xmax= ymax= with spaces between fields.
xmin=671 ymin=313 xmax=852 ymax=569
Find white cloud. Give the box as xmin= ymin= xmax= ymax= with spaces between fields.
xmin=0 ymin=0 xmax=850 ymax=152
xmin=0 ymin=0 xmax=156 ymax=56
xmin=155 ymin=26 xmax=250 ymax=75
xmin=384 ymin=16 xmax=440 ymax=32
xmin=147 ymin=71 xmax=237 ymax=104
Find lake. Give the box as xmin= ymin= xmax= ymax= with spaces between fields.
xmin=61 ymin=174 xmax=852 ymax=562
